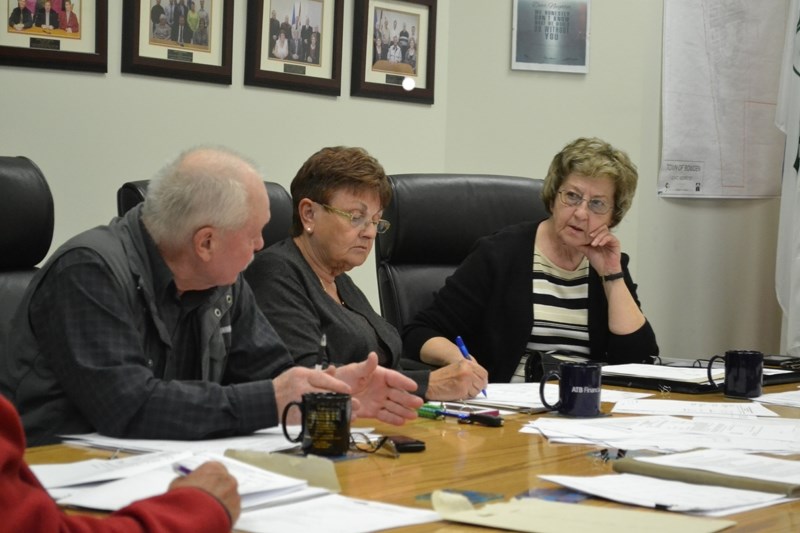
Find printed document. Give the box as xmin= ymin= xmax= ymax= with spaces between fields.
xmin=540 ymin=473 xmax=792 ymax=515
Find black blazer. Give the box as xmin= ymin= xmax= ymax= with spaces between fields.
xmin=34 ymin=8 xmax=59 ymax=28
xmin=403 ymin=220 xmax=659 ymax=382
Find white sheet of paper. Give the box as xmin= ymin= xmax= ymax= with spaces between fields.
xmin=540 ymin=473 xmax=790 ymax=514
xmin=611 ymin=399 xmax=778 ymax=418
xmin=30 ymin=450 xmax=192 ymax=489
xmin=435 ymin=496 xmax=735 ymax=533
xmin=636 ymin=449 xmax=800 ymax=485
xmin=235 ymin=493 xmax=440 ymax=533
xmin=753 ymin=388 xmax=800 ymax=408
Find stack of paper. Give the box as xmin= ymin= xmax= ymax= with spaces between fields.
xmin=602 ymin=364 xmax=724 ymax=383
xmin=33 ymin=450 xmax=441 ymax=532
xmin=523 ymin=414 xmax=800 ymax=454
xmin=33 ymin=451 xmax=314 ymax=511
xmin=540 ymin=449 xmax=800 ymax=516
xmin=60 ymin=427 xmax=296 ymax=455
xmin=612 ymin=449 xmax=800 ymax=496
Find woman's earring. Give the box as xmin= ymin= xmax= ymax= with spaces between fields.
xmin=306 ymin=227 xmax=312 ymax=233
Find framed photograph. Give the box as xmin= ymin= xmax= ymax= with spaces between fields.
xmin=121 ymin=0 xmax=233 ymax=85
xmin=1 ymin=0 xmax=107 ymax=72
xmin=244 ymin=0 xmax=343 ymax=96
xmin=351 ymin=0 xmax=436 ymax=105
xmin=511 ymin=0 xmax=590 ymax=74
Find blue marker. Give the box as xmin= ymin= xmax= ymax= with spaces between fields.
xmin=455 ymin=336 xmax=487 ymax=397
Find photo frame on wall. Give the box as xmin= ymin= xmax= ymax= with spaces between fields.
xmin=511 ymin=0 xmax=590 ymax=74
xmin=121 ymin=0 xmax=233 ymax=84
xmin=244 ymin=0 xmax=343 ymax=96
xmin=351 ymin=0 xmax=436 ymax=105
xmin=0 ymin=0 xmax=108 ymax=73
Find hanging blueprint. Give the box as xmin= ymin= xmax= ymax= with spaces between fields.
xmin=658 ymin=0 xmax=786 ymax=198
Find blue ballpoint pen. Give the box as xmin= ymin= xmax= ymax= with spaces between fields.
xmin=455 ymin=336 xmax=487 ymax=397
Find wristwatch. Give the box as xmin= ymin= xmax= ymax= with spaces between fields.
xmin=602 ymin=272 xmax=625 ymax=283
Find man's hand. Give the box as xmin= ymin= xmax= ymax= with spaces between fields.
xmin=273 ymin=366 xmax=356 ymax=424
xmin=334 ymin=353 xmax=423 ymax=425
xmin=169 ymin=461 xmax=240 ymax=524
xmin=426 ymin=359 xmax=489 ymax=401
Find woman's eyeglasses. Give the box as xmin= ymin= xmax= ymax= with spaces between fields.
xmin=557 ymin=190 xmax=613 ymax=215
xmin=318 ymin=203 xmax=391 ymax=234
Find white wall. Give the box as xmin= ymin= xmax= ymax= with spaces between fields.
xmin=0 ymin=0 xmax=783 ymax=356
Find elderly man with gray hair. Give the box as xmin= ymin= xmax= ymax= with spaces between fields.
xmin=0 ymin=146 xmax=422 ymax=446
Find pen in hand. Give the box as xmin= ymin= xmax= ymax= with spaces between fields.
xmin=315 ymin=334 xmax=328 ymax=371
xmin=455 ymin=336 xmax=487 ymax=397
xmin=172 ymin=463 xmax=193 ymax=477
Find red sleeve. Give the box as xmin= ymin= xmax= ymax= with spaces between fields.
xmin=0 ymin=396 xmax=231 ymax=533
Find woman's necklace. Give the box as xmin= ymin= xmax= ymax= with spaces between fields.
xmin=319 ymin=277 xmax=344 ymax=305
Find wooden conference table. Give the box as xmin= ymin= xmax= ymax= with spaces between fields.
xmin=25 ymin=383 xmax=800 ymax=532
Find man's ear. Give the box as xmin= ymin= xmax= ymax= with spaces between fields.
xmin=193 ymin=226 xmax=215 ymax=262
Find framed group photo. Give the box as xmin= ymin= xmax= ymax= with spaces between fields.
xmin=351 ymin=0 xmax=436 ymax=104
xmin=511 ymin=0 xmax=590 ymax=74
xmin=244 ymin=0 xmax=343 ymax=96
xmin=121 ymin=0 xmax=233 ymax=84
xmin=1 ymin=0 xmax=107 ymax=72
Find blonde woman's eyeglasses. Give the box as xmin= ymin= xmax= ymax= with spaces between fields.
xmin=557 ymin=190 xmax=612 ymax=215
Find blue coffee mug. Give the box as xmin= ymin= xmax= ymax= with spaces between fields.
xmin=539 ymin=361 xmax=602 ymax=417
xmin=707 ymin=350 xmax=763 ymax=398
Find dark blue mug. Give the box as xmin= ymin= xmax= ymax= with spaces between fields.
xmin=539 ymin=362 xmax=602 ymax=417
xmin=707 ymin=350 xmax=763 ymax=398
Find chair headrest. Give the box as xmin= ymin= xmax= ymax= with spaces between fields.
xmin=262 ymin=181 xmax=292 ymax=248
xmin=377 ymin=173 xmax=545 ymax=264
xmin=117 ymin=180 xmax=149 ymax=218
xmin=0 ymin=156 xmax=54 ymax=269
xmin=116 ymin=179 xmax=293 ymax=249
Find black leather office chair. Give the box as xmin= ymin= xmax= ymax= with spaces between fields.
xmin=376 ymin=173 xmax=547 ymax=340
xmin=116 ymin=179 xmax=293 ymax=249
xmin=0 ymin=157 xmax=54 ymax=370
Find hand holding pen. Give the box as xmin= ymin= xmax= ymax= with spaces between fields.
xmin=170 ymin=462 xmax=241 ymax=524
xmin=455 ymin=336 xmax=487 ymax=397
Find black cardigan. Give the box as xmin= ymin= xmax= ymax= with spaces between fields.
xmin=402 ymin=221 xmax=659 ymax=382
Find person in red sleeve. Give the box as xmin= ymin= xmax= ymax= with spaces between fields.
xmin=0 ymin=394 xmax=240 ymax=533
